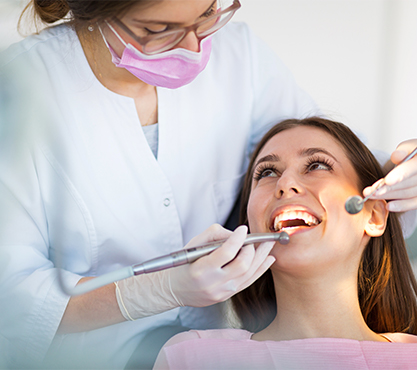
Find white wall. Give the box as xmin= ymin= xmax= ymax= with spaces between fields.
xmin=0 ymin=0 xmax=27 ymax=46
xmin=233 ymin=0 xmax=417 ymax=153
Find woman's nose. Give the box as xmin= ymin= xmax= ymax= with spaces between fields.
xmin=175 ymin=31 xmax=200 ymax=52
xmin=274 ymin=171 xmax=303 ymax=199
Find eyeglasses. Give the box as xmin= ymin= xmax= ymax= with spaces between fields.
xmin=109 ymin=0 xmax=241 ymax=55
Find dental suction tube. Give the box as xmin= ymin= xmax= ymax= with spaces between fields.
xmin=58 ymin=232 xmax=289 ymax=296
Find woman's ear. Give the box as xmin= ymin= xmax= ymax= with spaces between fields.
xmin=364 ymin=200 xmax=389 ymax=237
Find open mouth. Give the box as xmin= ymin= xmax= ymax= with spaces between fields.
xmin=272 ymin=210 xmax=321 ymax=232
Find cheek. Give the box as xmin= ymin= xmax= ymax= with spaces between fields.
xmin=322 ymin=190 xmax=368 ymax=247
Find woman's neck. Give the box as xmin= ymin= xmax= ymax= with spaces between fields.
xmin=77 ymin=27 xmax=158 ymax=126
xmin=252 ymin=273 xmax=386 ymax=343
xmin=77 ymin=28 xmax=154 ymax=99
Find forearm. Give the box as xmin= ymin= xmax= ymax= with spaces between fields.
xmin=57 ymin=277 xmax=125 ymax=334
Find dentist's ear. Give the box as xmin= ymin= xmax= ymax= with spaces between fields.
xmin=364 ymin=199 xmax=389 ymax=237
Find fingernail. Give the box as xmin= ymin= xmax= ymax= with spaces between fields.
xmin=387 ymin=202 xmax=398 ymax=212
xmin=363 ymin=187 xmax=371 ymax=197
xmin=236 ymin=225 xmax=248 ymax=231
xmin=266 ymin=255 xmax=276 ymax=266
xmin=385 ymin=174 xmax=400 ymax=186
xmin=394 ymin=149 xmax=408 ymax=160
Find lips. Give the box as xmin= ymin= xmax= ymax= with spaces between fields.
xmin=272 ymin=210 xmax=321 ymax=232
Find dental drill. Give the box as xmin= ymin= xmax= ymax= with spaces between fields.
xmin=58 ymin=231 xmax=290 ymax=296
xmin=345 ymin=147 xmax=417 ymax=215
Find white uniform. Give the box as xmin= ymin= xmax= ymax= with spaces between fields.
xmin=0 ymin=20 xmax=397 ymax=369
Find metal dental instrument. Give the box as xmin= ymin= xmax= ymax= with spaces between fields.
xmin=59 ymin=231 xmax=290 ymax=296
xmin=345 ymin=146 xmax=417 ymax=215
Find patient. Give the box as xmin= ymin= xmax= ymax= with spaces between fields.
xmin=154 ymin=117 xmax=417 ymax=369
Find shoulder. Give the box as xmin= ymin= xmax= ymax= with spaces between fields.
xmin=0 ymin=24 xmax=76 ymax=69
xmin=153 ymin=329 xmax=252 ymax=370
xmin=208 ymin=21 xmax=292 ymax=89
xmin=214 ymin=21 xmax=251 ymax=42
xmin=382 ymin=332 xmax=417 ymax=343
xmin=212 ymin=21 xmax=274 ymax=58
xmin=163 ymin=328 xmax=252 ymax=347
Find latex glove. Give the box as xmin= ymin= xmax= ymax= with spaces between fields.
xmin=363 ymin=139 xmax=417 ymax=213
xmin=115 ymin=224 xmax=276 ymax=320
xmin=169 ymin=224 xmax=276 ymax=307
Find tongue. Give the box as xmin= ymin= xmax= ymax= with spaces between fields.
xmin=281 ymin=219 xmax=308 ymax=229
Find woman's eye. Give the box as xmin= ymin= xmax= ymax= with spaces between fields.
xmin=263 ymin=170 xmax=275 ymax=177
xmin=202 ymin=6 xmax=216 ymax=18
xmin=259 ymin=169 xmax=277 ymax=179
xmin=308 ymin=162 xmax=330 ymax=171
xmin=201 ymin=1 xmax=217 ymax=18
xmin=144 ymin=26 xmax=168 ymax=35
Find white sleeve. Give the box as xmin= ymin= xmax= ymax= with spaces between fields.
xmin=0 ymin=76 xmax=81 ymax=366
xmin=243 ymin=23 xmax=321 ymax=155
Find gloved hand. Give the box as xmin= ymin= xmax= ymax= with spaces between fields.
xmin=115 ymin=224 xmax=276 ymax=320
xmin=364 ymin=139 xmax=417 ymax=213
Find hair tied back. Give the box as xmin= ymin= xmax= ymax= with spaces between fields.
xmin=33 ymin=0 xmax=70 ymax=24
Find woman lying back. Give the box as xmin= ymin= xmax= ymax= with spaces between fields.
xmin=154 ymin=117 xmax=417 ymax=369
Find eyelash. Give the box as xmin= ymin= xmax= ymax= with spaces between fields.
xmin=201 ymin=4 xmax=217 ymax=18
xmin=304 ymin=155 xmax=334 ymax=173
xmin=144 ymin=27 xmax=169 ymax=35
xmin=253 ymin=156 xmax=334 ymax=181
xmin=253 ymin=164 xmax=280 ymax=181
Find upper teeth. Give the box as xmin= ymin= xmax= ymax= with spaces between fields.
xmin=274 ymin=211 xmax=319 ymax=231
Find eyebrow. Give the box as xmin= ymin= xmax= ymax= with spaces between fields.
xmin=299 ymin=147 xmax=339 ymax=163
xmin=253 ymin=147 xmax=339 ymax=168
xmin=254 ymin=153 xmax=281 ymax=169
xmin=132 ymin=0 xmax=217 ymax=26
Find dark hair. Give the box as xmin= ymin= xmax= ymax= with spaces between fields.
xmin=20 ymin=0 xmax=154 ymax=32
xmin=231 ymin=117 xmax=417 ymax=335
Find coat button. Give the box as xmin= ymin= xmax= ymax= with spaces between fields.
xmin=163 ymin=198 xmax=171 ymax=207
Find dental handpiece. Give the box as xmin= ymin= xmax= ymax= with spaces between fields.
xmin=132 ymin=232 xmax=290 ymax=275
xmin=62 ymin=232 xmax=289 ymax=296
xmin=345 ymin=146 xmax=417 ymax=215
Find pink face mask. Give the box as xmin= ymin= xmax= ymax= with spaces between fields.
xmin=99 ymin=23 xmax=212 ymax=89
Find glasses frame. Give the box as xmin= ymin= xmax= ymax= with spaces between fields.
xmin=109 ymin=0 xmax=241 ymax=55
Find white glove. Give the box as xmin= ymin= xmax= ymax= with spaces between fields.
xmin=115 ymin=224 xmax=276 ymax=320
xmin=365 ymin=139 xmax=417 ymax=213
xmin=364 ymin=139 xmax=417 ymax=238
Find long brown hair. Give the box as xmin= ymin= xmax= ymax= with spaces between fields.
xmin=232 ymin=117 xmax=417 ymax=335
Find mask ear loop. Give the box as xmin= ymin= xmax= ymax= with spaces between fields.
xmin=99 ymin=20 xmax=129 ymax=49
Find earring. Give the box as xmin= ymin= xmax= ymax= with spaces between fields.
xmin=88 ymin=25 xmax=94 ymax=32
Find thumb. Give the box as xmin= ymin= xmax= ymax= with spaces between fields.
xmin=391 ymin=139 xmax=417 ymax=165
